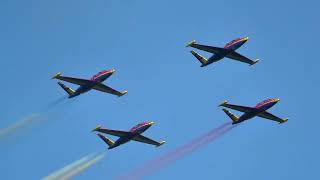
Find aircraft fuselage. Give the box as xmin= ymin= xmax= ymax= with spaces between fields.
xmin=201 ymin=37 xmax=249 ymax=67
xmin=68 ymin=70 xmax=115 ymax=98
xmin=108 ymin=122 xmax=153 ymax=149
xmin=233 ymin=99 xmax=280 ymax=124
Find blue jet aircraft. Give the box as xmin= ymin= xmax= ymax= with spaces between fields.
xmin=219 ymin=98 xmax=288 ymax=124
xmin=52 ymin=69 xmax=127 ymax=98
xmin=92 ymin=122 xmax=165 ymax=150
xmin=186 ymin=37 xmax=259 ymax=67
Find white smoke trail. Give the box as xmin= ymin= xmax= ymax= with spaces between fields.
xmin=42 ymin=153 xmax=105 ymax=180
xmin=42 ymin=153 xmax=95 ymax=180
xmin=0 ymin=96 xmax=69 ymax=141
xmin=60 ymin=153 xmax=105 ymax=180
xmin=0 ymin=113 xmax=41 ymax=139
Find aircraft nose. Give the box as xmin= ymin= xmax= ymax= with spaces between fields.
xmin=149 ymin=121 xmax=155 ymax=126
xmin=110 ymin=69 xmax=116 ymax=73
xmin=243 ymin=37 xmax=250 ymax=41
xmin=276 ymin=98 xmax=280 ymax=102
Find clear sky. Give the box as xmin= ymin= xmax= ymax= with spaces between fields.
xmin=0 ymin=0 xmax=319 ymax=179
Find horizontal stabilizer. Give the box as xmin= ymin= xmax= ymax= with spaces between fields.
xmin=96 ymin=133 xmax=115 ymax=147
xmin=92 ymin=125 xmax=102 ymax=132
xmin=57 ymin=82 xmax=75 ymax=96
xmin=222 ymin=108 xmax=239 ymax=123
xmin=219 ymin=100 xmax=228 ymax=107
xmin=52 ymin=72 xmax=62 ymax=79
xmin=190 ymin=50 xmax=208 ymax=65
xmin=186 ymin=40 xmax=197 ymax=47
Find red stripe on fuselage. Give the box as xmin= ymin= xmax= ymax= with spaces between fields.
xmin=224 ymin=38 xmax=245 ymax=48
xmin=255 ymin=98 xmax=278 ymax=108
xmin=91 ymin=70 xmax=111 ymax=81
xmin=130 ymin=122 xmax=151 ymax=132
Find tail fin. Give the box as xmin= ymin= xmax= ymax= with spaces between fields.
xmin=92 ymin=125 xmax=102 ymax=132
xmin=222 ymin=108 xmax=239 ymax=123
xmin=219 ymin=100 xmax=228 ymax=107
xmin=57 ymin=81 xmax=75 ymax=96
xmin=190 ymin=50 xmax=208 ymax=65
xmin=96 ymin=133 xmax=115 ymax=147
xmin=52 ymin=72 xmax=62 ymax=79
xmin=186 ymin=40 xmax=197 ymax=47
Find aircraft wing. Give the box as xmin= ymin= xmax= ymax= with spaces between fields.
xmin=188 ymin=41 xmax=228 ymax=54
xmin=94 ymin=128 xmax=130 ymax=137
xmin=258 ymin=111 xmax=288 ymax=123
xmin=220 ymin=101 xmax=256 ymax=113
xmin=226 ymin=52 xmax=257 ymax=65
xmin=132 ymin=135 xmax=163 ymax=146
xmin=55 ymin=75 xmax=91 ymax=86
xmin=93 ymin=83 xmax=124 ymax=96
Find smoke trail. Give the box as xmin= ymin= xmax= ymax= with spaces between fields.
xmin=0 ymin=113 xmax=41 ymax=140
xmin=42 ymin=153 xmax=95 ymax=180
xmin=42 ymin=153 xmax=105 ymax=180
xmin=155 ymin=124 xmax=235 ymax=168
xmin=119 ymin=122 xmax=236 ymax=179
xmin=60 ymin=153 xmax=105 ymax=180
xmin=43 ymin=96 xmax=68 ymax=112
xmin=0 ymin=97 xmax=68 ymax=141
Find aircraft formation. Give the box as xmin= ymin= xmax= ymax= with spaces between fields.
xmin=51 ymin=38 xmax=288 ymax=152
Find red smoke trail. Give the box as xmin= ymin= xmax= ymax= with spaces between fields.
xmin=118 ymin=122 xmax=236 ymax=179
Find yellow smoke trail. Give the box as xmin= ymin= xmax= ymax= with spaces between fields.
xmin=0 ymin=96 xmax=69 ymax=141
xmin=42 ymin=153 xmax=105 ymax=180
xmin=42 ymin=153 xmax=94 ymax=180
xmin=0 ymin=113 xmax=41 ymax=139
xmin=60 ymin=153 xmax=105 ymax=180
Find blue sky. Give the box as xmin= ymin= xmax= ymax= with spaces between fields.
xmin=0 ymin=0 xmax=319 ymax=179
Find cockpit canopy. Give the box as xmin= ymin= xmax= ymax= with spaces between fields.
xmin=130 ymin=122 xmax=149 ymax=132
xmin=255 ymin=98 xmax=278 ymax=108
xmin=91 ymin=70 xmax=110 ymax=81
xmin=224 ymin=38 xmax=242 ymax=48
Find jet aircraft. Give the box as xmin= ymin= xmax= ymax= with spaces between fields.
xmin=52 ymin=69 xmax=128 ymax=98
xmin=186 ymin=37 xmax=259 ymax=67
xmin=219 ymin=98 xmax=288 ymax=124
xmin=92 ymin=122 xmax=166 ymax=149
